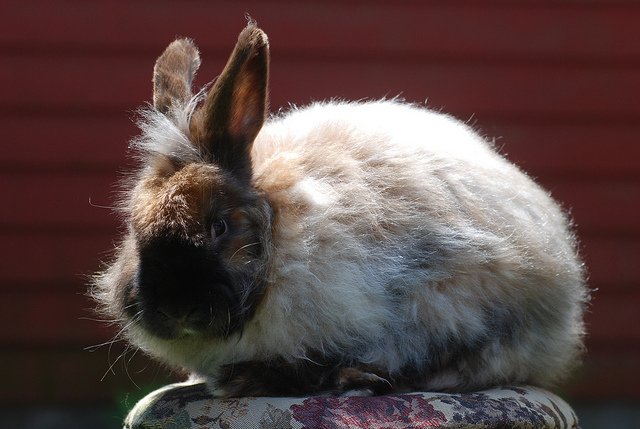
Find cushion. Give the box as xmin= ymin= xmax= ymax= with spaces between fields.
xmin=124 ymin=382 xmax=579 ymax=428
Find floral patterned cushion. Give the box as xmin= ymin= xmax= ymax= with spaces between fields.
xmin=124 ymin=382 xmax=579 ymax=429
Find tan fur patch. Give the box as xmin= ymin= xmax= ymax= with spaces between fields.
xmin=253 ymin=154 xmax=310 ymax=245
xmin=131 ymin=163 xmax=222 ymax=244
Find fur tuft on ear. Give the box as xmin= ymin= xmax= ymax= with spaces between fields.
xmin=190 ymin=24 xmax=270 ymax=181
xmin=153 ymin=38 xmax=201 ymax=114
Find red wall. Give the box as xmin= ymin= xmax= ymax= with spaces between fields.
xmin=2 ymin=0 xmax=639 ymax=405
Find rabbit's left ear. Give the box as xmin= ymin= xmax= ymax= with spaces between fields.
xmin=191 ymin=24 xmax=269 ymax=181
xmin=153 ymin=38 xmax=201 ymax=114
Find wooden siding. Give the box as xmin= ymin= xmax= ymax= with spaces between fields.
xmin=1 ymin=0 xmax=639 ymax=404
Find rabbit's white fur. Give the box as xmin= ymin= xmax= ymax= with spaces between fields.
xmin=120 ymin=98 xmax=586 ymax=392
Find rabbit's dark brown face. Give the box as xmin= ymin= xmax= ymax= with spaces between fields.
xmin=95 ymin=25 xmax=272 ymax=341
xmin=124 ymin=163 xmax=271 ymax=339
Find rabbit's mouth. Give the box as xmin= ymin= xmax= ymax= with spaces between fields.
xmin=126 ymin=236 xmax=246 ymax=340
xmin=121 ymin=278 xmax=241 ymax=340
xmin=127 ymin=282 xmax=243 ymax=340
xmin=142 ymin=295 xmax=237 ymax=340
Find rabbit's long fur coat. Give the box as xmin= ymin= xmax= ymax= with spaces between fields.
xmin=94 ymin=25 xmax=588 ymax=397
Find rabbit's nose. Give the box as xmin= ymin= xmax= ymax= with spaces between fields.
xmin=156 ymin=305 xmax=208 ymax=327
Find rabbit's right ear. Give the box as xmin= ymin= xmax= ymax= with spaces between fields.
xmin=190 ymin=24 xmax=269 ymax=181
xmin=153 ymin=38 xmax=201 ymax=114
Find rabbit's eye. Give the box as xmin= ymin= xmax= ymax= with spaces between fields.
xmin=211 ymin=219 xmax=227 ymax=240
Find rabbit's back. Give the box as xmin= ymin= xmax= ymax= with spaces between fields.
xmin=254 ymin=100 xmax=579 ymax=276
xmin=234 ymin=100 xmax=587 ymax=390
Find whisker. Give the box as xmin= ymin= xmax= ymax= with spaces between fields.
xmin=101 ymin=344 xmax=129 ymax=381
xmin=85 ymin=310 xmax=142 ymax=352
xmin=123 ymin=302 xmax=140 ymax=311
xmin=229 ymin=242 xmax=260 ymax=261
xmin=124 ymin=347 xmax=142 ymax=389
xmin=295 ymin=354 xmax=325 ymax=367
xmin=88 ymin=196 xmax=117 ymax=210
xmin=79 ymin=316 xmax=120 ymax=323
xmin=99 ymin=311 xmax=144 ymax=380
xmin=85 ymin=339 xmax=119 ymax=352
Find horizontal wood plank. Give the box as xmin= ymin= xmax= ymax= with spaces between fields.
xmin=0 ymin=234 xmax=637 ymax=294
xmin=3 ymin=1 xmax=640 ymax=61
xmin=3 ymin=116 xmax=640 ymax=178
xmin=0 ymin=291 xmax=113 ymax=344
xmin=485 ymin=122 xmax=640 ymax=179
xmin=3 ymin=289 xmax=638 ymax=345
xmin=0 ymin=239 xmax=636 ymax=344
xmin=580 ymin=236 xmax=639 ymax=293
xmin=3 ymin=56 xmax=640 ymax=120
xmin=0 ymin=173 xmax=120 ymax=230
xmin=0 ymin=232 xmax=117 ymax=285
xmin=2 ymin=173 xmax=637 ymax=235
xmin=564 ymin=348 xmax=640 ymax=400
xmin=0 ymin=115 xmax=133 ymax=169
xmin=1 ymin=335 xmax=638 ymax=404
xmin=584 ymin=289 xmax=640 ymax=345
xmin=2 ymin=346 xmax=175 ymax=404
xmin=544 ymin=180 xmax=640 ymax=236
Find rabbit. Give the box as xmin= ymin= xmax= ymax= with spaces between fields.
xmin=93 ymin=23 xmax=589 ymax=398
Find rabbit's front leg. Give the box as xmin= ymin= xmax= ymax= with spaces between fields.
xmin=210 ymin=359 xmax=393 ymax=398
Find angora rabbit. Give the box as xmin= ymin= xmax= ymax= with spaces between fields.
xmin=93 ymin=24 xmax=588 ymax=397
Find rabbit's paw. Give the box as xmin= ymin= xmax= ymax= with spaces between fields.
xmin=336 ymin=367 xmax=393 ymax=396
xmin=210 ymin=360 xmax=393 ymax=397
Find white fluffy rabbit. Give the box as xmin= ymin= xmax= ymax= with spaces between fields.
xmin=94 ymin=24 xmax=588 ymax=397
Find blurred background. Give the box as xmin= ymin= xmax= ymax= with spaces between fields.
xmin=1 ymin=1 xmax=638 ymax=428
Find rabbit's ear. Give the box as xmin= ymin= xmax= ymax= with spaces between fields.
xmin=191 ymin=24 xmax=269 ymax=181
xmin=153 ymin=38 xmax=201 ymax=114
